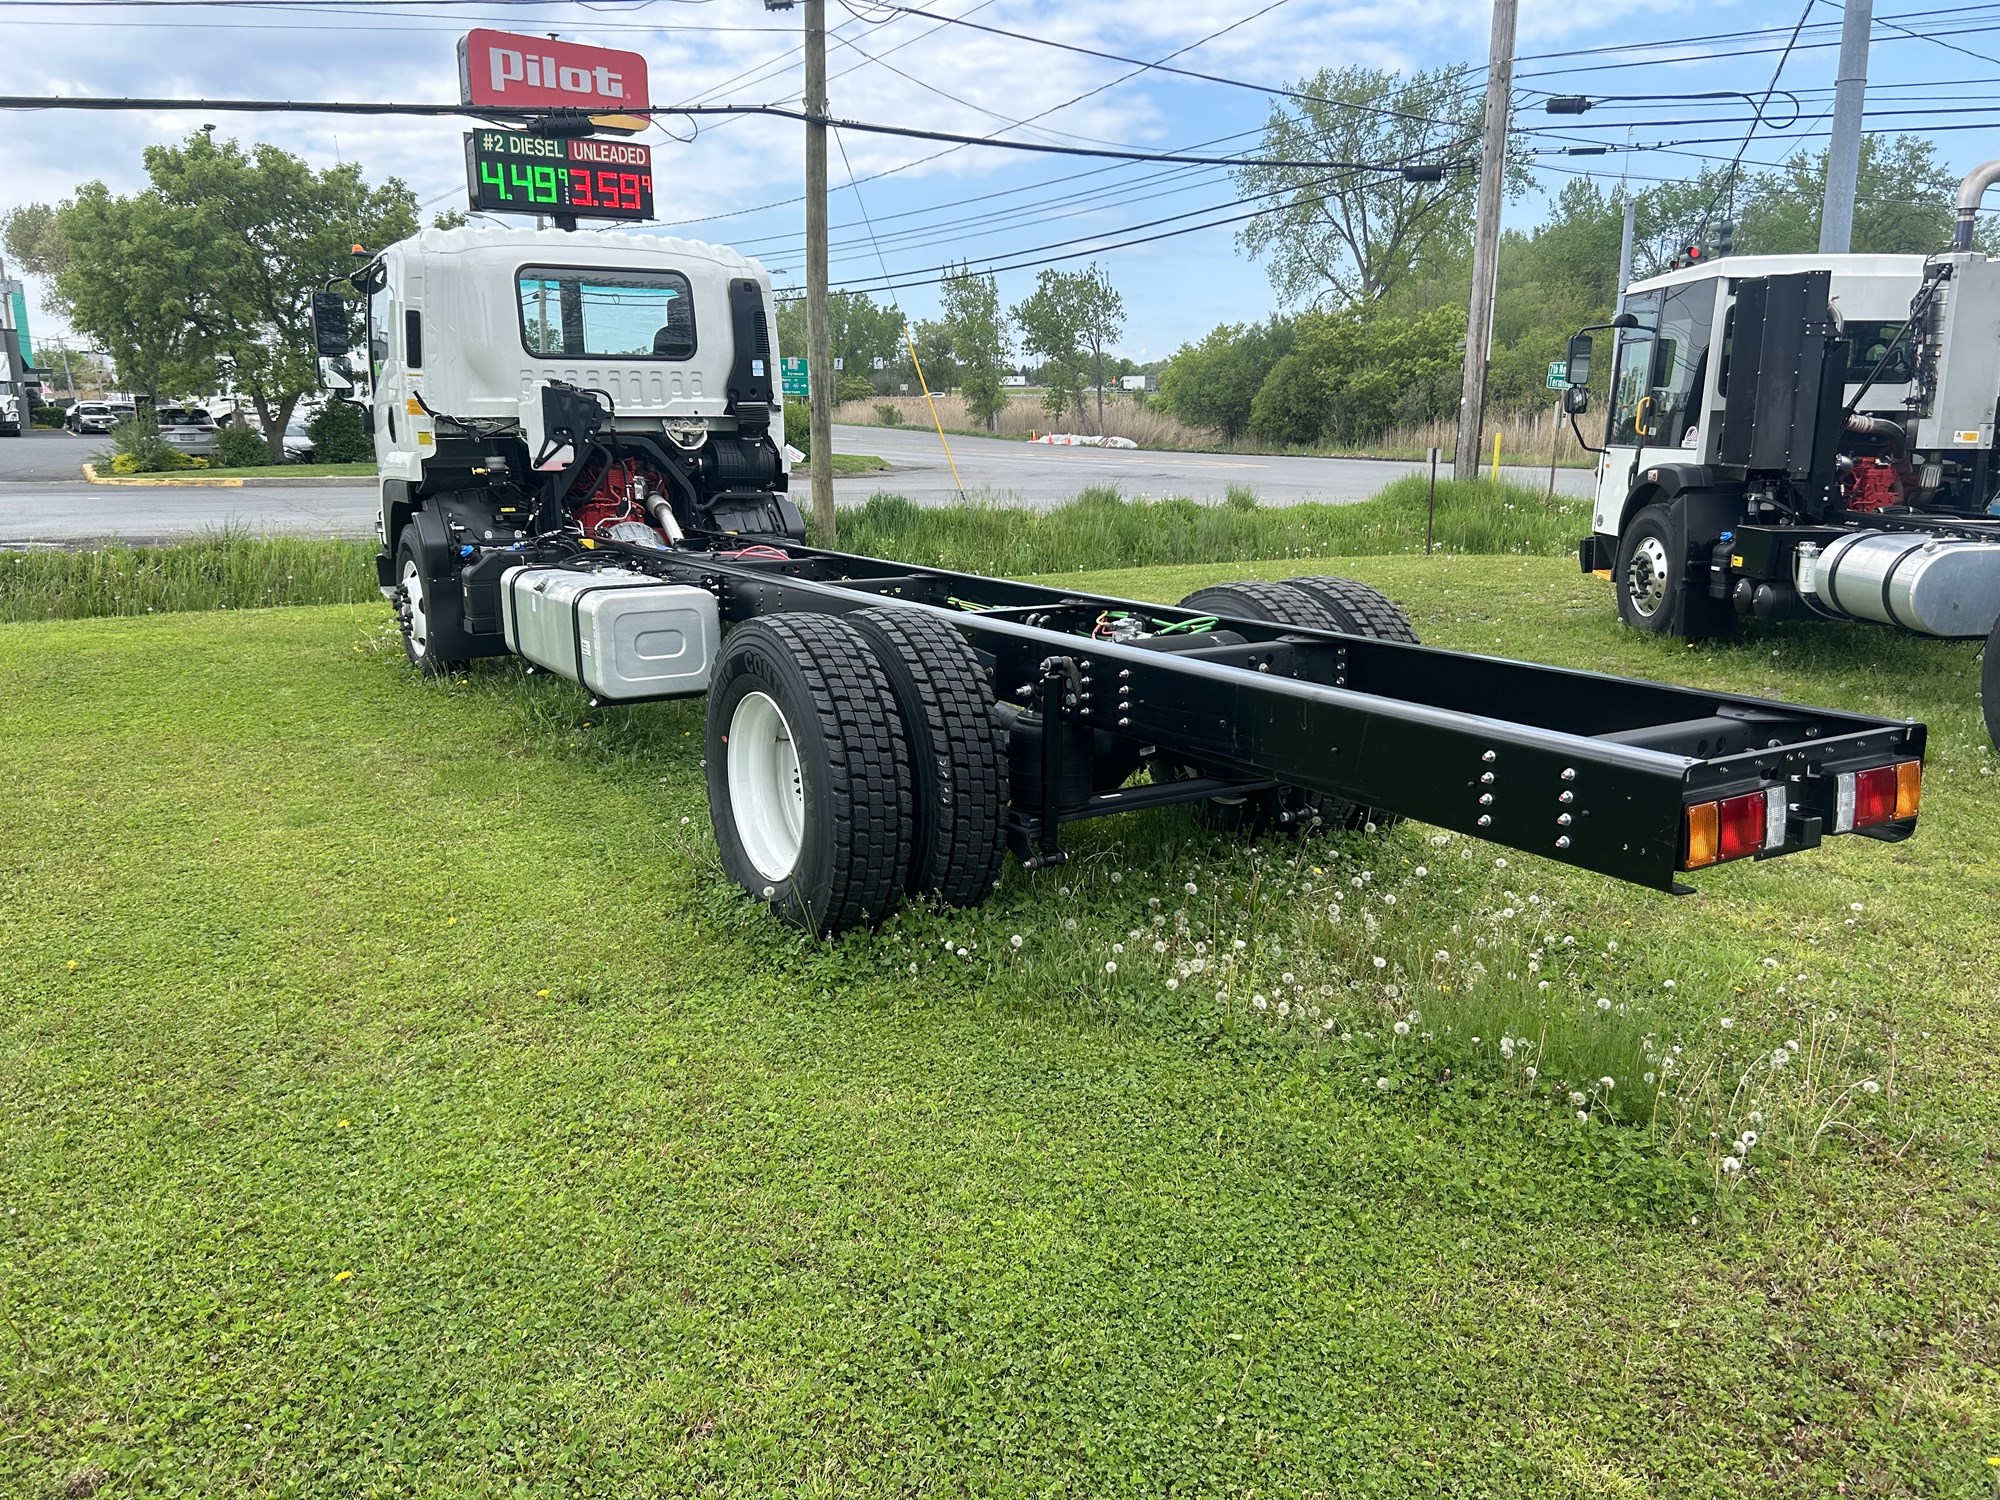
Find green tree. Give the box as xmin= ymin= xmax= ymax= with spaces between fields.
xmin=939 ymin=265 xmax=1010 ymax=430
xmin=31 ymin=346 xmax=114 ymax=395
xmin=20 ymin=133 xmax=416 ymax=457
xmin=1011 ymin=265 xmax=1123 ymax=427
xmin=1737 ymin=135 xmax=1980 ymax=255
xmin=1234 ymin=65 xmax=1506 ymax=307
xmin=1156 ymin=318 xmax=1296 ymax=440
xmin=775 ymin=290 xmax=905 ymax=390
xmin=1 ymin=204 xmax=69 ymax=309
xmin=1248 ymin=304 xmax=1462 ymax=445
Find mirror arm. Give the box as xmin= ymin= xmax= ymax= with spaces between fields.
xmin=1568 ymin=411 xmax=1604 ymax=455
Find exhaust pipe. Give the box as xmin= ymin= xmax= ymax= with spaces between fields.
xmin=1953 ymin=159 xmax=2000 ymax=248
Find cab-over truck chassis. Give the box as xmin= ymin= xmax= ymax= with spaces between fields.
xmin=324 ymin=226 xmax=1927 ymax=933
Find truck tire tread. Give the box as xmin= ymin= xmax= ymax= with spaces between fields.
xmin=849 ymin=606 xmax=1009 ymax=906
xmin=1284 ymin=576 xmax=1421 ymax=644
xmin=706 ymin=614 xmax=914 ymax=934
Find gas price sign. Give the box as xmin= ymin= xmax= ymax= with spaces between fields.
xmin=463 ymin=131 xmax=655 ymax=221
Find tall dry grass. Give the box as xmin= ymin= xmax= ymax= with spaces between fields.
xmin=834 ymin=393 xmax=1592 ymax=467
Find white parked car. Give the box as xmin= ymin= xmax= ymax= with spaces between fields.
xmin=155 ymin=405 xmax=221 ymax=458
xmin=283 ymin=416 xmax=316 ymax=462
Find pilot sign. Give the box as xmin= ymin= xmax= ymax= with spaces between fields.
xmin=463 ymin=131 xmax=655 ymax=221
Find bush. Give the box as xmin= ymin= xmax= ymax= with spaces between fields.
xmin=99 ymin=415 xmax=197 ymax=474
xmin=31 ymin=404 xmax=66 ymax=428
xmin=836 ymin=371 xmax=875 ymax=404
xmin=216 ymin=423 xmax=276 ymax=468
xmin=305 ymin=402 xmax=373 ymax=463
xmin=873 ymin=401 xmax=904 ymax=427
xmin=784 ymin=397 xmax=811 ymax=462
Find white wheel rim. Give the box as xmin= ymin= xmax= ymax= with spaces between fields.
xmin=400 ymin=557 xmax=430 ymax=655
xmin=1627 ymin=535 xmax=1670 ymax=619
xmin=728 ymin=690 xmax=805 ymax=883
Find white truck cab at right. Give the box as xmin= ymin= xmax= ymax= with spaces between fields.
xmin=1561 ymin=159 xmax=2000 ymax=749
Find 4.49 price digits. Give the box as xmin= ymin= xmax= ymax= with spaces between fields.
xmin=478 ymin=159 xmax=563 ymax=206
xmin=568 ymin=169 xmax=649 ymax=212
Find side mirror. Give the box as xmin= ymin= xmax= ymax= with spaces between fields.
xmin=1565 ymin=333 xmax=1594 ymax=388
xmin=1562 ymin=385 xmax=1590 ymax=415
xmin=311 ymin=291 xmax=351 ymax=357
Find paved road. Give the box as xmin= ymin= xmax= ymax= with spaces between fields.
xmin=839 ymin=423 xmax=1596 ymax=508
xmin=0 ymin=422 xmax=1594 ymax=546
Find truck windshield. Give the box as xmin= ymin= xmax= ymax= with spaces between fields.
xmin=517 ymin=267 xmax=696 ymax=360
xmin=1606 ymin=283 xmax=1716 ymax=447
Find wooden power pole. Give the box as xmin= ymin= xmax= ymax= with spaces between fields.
xmin=1452 ymin=0 xmax=1519 ymax=483
xmin=803 ymin=0 xmax=835 ymax=541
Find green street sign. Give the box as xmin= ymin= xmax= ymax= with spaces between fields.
xmin=1546 ymin=360 xmax=1569 ymax=390
xmin=780 ymin=356 xmax=809 ymax=397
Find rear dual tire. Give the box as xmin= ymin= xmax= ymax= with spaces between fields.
xmin=705 ymin=609 xmax=1007 ymax=934
xmin=1158 ymin=577 xmax=1417 ymax=836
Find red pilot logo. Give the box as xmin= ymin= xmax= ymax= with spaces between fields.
xmin=458 ymin=29 xmax=652 ymax=112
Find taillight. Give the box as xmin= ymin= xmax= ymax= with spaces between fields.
xmin=1832 ymin=760 xmax=1920 ymax=833
xmin=1683 ymin=786 xmax=1785 ymax=869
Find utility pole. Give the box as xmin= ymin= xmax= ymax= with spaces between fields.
xmin=1453 ymin=0 xmax=1519 ymax=482
xmin=1614 ymin=196 xmax=1637 ymax=314
xmin=1819 ymin=0 xmax=1873 ymax=253
xmin=803 ymin=0 xmax=836 ymax=541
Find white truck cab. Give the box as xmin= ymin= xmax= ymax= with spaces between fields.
xmin=321 ymin=225 xmax=799 ymax=668
xmin=1567 ymin=249 xmax=2000 ymax=656
xmin=1585 ymin=253 xmax=1931 ymax=547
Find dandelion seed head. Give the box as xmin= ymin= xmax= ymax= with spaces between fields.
xmin=1596 ymin=997 xmax=1613 ymax=1012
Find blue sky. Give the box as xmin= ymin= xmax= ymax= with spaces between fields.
xmin=5 ymin=0 xmax=1999 ymax=359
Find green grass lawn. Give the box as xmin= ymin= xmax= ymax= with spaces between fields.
xmin=190 ymin=461 xmax=377 ymax=480
xmin=2 ymin=557 xmax=1996 ymax=1497
xmin=797 ymin=452 xmax=890 ymax=477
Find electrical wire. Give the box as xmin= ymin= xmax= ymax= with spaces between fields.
xmin=0 ymin=94 xmax=1456 ymax=174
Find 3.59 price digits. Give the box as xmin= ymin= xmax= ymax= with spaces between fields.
xmin=567 ymin=169 xmax=650 ymax=212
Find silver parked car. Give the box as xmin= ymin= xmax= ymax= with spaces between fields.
xmin=69 ymin=401 xmax=117 ymax=435
xmin=155 ymin=406 xmax=222 ymax=459
xmin=283 ymin=416 xmax=316 ymax=462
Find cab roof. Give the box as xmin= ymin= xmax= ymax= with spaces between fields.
xmin=391 ymin=223 xmax=772 ymax=283
xmin=1626 ymin=251 xmax=1930 ymax=295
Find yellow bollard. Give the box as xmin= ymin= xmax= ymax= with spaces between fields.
xmin=1490 ymin=430 xmax=1502 ymax=483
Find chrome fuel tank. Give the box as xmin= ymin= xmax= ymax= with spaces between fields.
xmin=501 ymin=566 xmax=719 ymax=700
xmin=1805 ymin=531 xmax=2000 ymax=637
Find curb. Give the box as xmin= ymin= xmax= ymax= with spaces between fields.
xmin=80 ymin=464 xmax=377 ymax=489
xmin=83 ymin=463 xmax=244 ymax=488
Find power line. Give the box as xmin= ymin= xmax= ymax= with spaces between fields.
xmin=839 ymin=1 xmax=1466 ymax=129
xmin=0 ymin=95 xmax=1456 ymax=173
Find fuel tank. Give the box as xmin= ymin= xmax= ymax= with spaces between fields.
xmin=501 ymin=565 xmax=719 ymax=700
xmin=1802 ymin=530 xmax=2000 ymax=637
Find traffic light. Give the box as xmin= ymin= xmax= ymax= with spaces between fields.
xmin=1716 ymin=219 xmax=1735 ymax=257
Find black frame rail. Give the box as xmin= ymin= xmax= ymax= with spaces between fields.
xmin=559 ymin=540 xmax=1927 ymax=892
